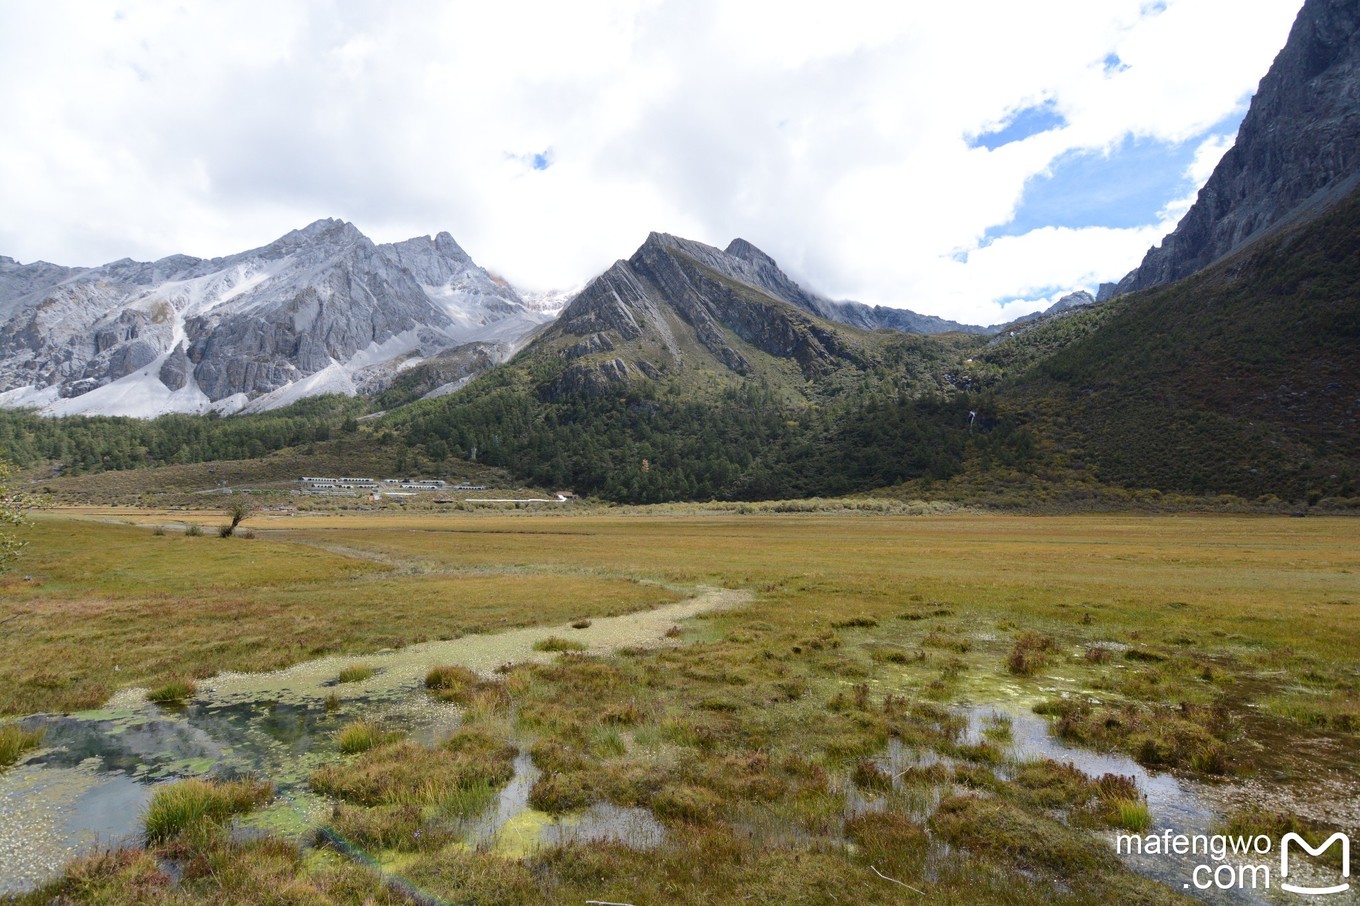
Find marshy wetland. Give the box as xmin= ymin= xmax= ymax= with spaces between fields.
xmin=0 ymin=510 xmax=1356 ymax=904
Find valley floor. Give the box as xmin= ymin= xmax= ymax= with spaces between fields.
xmin=1 ymin=510 xmax=1357 ymax=904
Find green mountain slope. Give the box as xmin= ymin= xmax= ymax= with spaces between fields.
xmin=997 ymin=184 xmax=1360 ymax=501
xmin=379 ymin=234 xmax=1028 ymax=503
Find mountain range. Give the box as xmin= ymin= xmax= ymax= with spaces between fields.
xmin=1 ymin=0 xmax=1358 ymax=507
xmin=0 ymin=220 xmax=557 ymax=418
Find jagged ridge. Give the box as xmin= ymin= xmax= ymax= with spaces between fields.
xmin=0 ymin=220 xmax=553 ymax=417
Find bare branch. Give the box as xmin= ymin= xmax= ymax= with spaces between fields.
xmin=871 ymin=865 xmax=925 ymax=895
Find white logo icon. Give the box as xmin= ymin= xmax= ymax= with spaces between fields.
xmin=1280 ymin=832 xmax=1350 ymax=896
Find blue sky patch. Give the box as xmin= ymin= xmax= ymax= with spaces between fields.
xmin=503 ymin=149 xmax=555 ymax=171
xmin=1103 ymin=52 xmax=1129 ymax=74
xmin=971 ymin=101 xmax=1067 ymax=151
xmin=983 ymin=114 xmax=1241 ymax=241
xmin=998 ymin=284 xmax=1066 ymax=306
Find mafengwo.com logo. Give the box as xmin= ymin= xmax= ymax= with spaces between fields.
xmin=1117 ymin=829 xmax=1350 ymax=895
xmin=1281 ymin=833 xmax=1351 ymax=896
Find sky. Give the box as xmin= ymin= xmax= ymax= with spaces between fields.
xmin=0 ymin=0 xmax=1305 ymax=326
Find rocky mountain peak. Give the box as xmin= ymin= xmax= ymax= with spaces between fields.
xmin=1045 ymin=290 xmax=1096 ymax=314
xmin=1116 ymin=0 xmax=1360 ymax=294
xmin=378 ymin=232 xmax=482 ymax=289
xmin=0 ymin=220 xmax=549 ymax=418
xmin=723 ymin=238 xmax=777 ymax=268
xmin=432 ymin=231 xmax=472 ymax=263
xmin=264 ymin=218 xmax=367 ymax=257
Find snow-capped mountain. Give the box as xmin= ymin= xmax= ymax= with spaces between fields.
xmin=0 ymin=219 xmax=555 ymax=418
xmin=513 ymin=285 xmax=581 ymax=317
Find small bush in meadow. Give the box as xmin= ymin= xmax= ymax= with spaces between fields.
xmin=424 ymin=664 xmax=510 ymax=714
xmin=1007 ymin=632 xmax=1059 ymax=676
xmin=1084 ymin=645 xmax=1114 ymax=664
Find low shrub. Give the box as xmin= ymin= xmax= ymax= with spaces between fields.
xmin=425 ymin=664 xmax=509 ymax=712
xmin=1007 ymin=632 xmax=1059 ymax=675
xmin=528 ymin=772 xmax=593 ymax=813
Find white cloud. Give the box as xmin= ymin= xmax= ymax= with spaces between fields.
xmin=1157 ymin=131 xmax=1238 ymax=224
xmin=0 ymin=0 xmax=1304 ymax=322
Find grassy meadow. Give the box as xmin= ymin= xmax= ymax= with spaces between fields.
xmin=4 ymin=509 xmax=1358 ymax=904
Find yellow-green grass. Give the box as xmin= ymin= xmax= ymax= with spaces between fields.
xmin=310 ymin=729 xmax=516 ymax=810
xmin=335 ymin=720 xmax=402 ymax=755
xmin=16 ymin=837 xmax=406 ymax=905
xmin=275 ymin=513 xmax=1359 ymax=698
xmin=9 ymin=509 xmax=1360 ymax=904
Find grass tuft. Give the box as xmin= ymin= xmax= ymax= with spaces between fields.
xmin=851 ymin=759 xmax=894 ymax=792
xmin=1215 ymin=807 xmax=1346 ymax=868
xmin=146 ymin=677 xmax=197 ymax=705
xmin=143 ymin=777 xmax=273 ymax=843
xmin=336 ymin=720 xmax=401 ymax=755
xmin=528 ymin=772 xmax=593 ymax=813
xmin=336 ymin=663 xmax=377 ymax=684
xmin=1108 ymin=798 xmax=1152 ymax=831
xmin=831 ymin=615 xmax=878 ymax=629
xmin=425 ymin=663 xmax=511 ymax=714
xmin=534 ymin=636 xmax=588 ymax=653
xmin=0 ymin=722 xmax=46 ymax=767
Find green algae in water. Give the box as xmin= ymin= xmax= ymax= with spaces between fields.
xmin=236 ymin=792 xmax=331 ymax=841
xmin=492 ymin=809 xmax=559 ymax=857
xmin=0 ymin=587 xmax=744 ymax=895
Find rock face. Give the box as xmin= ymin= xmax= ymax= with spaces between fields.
xmin=1044 ymin=290 xmax=1096 ymax=314
xmin=543 ymin=232 xmax=879 ymax=395
xmin=1117 ymin=0 xmax=1360 ymax=294
xmin=0 ymin=219 xmax=553 ymax=417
